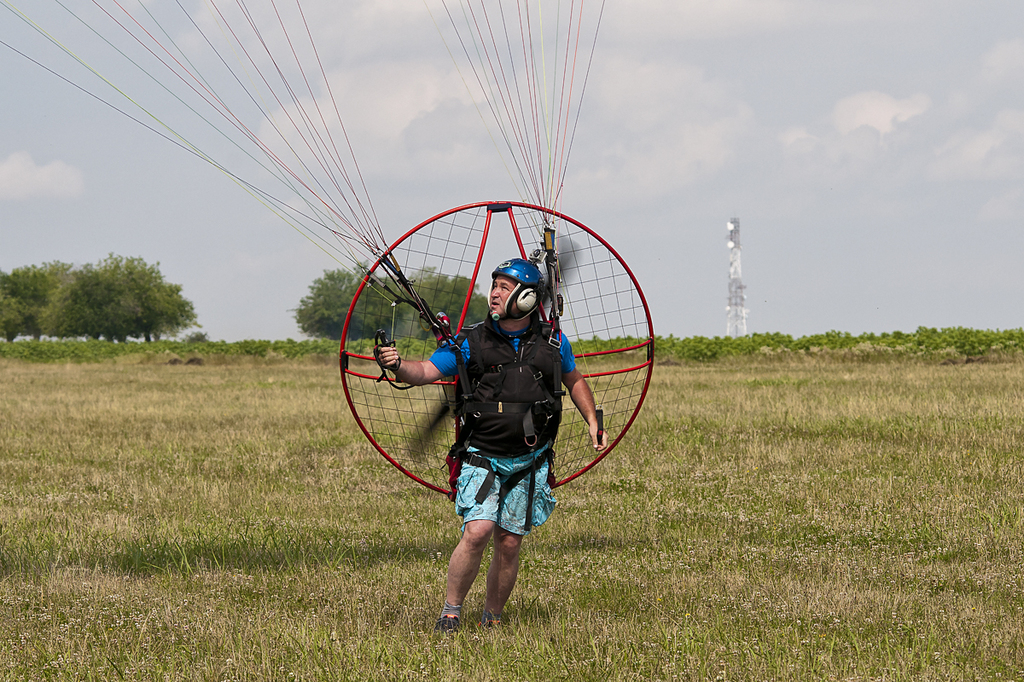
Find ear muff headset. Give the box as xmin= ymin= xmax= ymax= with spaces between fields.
xmin=492 ymin=258 xmax=543 ymax=320
xmin=506 ymin=283 xmax=538 ymax=318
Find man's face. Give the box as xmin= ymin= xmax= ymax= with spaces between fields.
xmin=490 ymin=275 xmax=518 ymax=318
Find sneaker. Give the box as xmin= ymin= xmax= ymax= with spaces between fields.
xmin=434 ymin=614 xmax=460 ymax=634
xmin=479 ymin=611 xmax=501 ymax=628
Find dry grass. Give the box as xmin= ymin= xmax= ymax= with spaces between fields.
xmin=0 ymin=354 xmax=1022 ymax=680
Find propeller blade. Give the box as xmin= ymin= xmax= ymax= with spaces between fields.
xmin=557 ymin=235 xmax=584 ymax=285
xmin=406 ymin=401 xmax=452 ymax=463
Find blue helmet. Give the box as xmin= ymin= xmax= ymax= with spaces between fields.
xmin=492 ymin=258 xmax=543 ymax=319
xmin=492 ymin=258 xmax=542 ymax=287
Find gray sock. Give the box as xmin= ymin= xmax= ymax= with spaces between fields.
xmin=440 ymin=601 xmax=462 ymax=618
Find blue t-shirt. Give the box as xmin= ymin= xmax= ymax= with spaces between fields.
xmin=429 ymin=321 xmax=576 ymax=377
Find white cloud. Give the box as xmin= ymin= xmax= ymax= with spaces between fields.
xmin=628 ymin=0 xmax=803 ymax=36
xmin=948 ymin=39 xmax=1024 ymax=118
xmin=187 ymin=0 xmax=432 ymax=63
xmin=361 ymin=64 xmax=474 ymax=141
xmin=777 ymin=92 xmax=930 ymax=183
xmin=300 ymin=61 xmax=467 ymax=143
xmin=778 ymin=127 xmax=819 ymax=153
xmin=930 ymin=109 xmax=1024 ymax=180
xmin=832 ymin=91 xmax=931 ymax=136
xmin=980 ymin=39 xmax=1024 ymax=86
xmin=569 ymin=58 xmax=753 ymax=198
xmin=607 ymin=0 xmax=887 ymax=41
xmin=0 ymin=152 xmax=84 ymax=201
xmin=979 ymin=188 xmax=1024 ymax=221
xmin=253 ymin=58 xmax=487 ymax=185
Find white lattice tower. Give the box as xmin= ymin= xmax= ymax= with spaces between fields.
xmin=726 ymin=218 xmax=748 ymax=337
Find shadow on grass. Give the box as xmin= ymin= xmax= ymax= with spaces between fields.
xmin=108 ymin=530 xmax=638 ymax=577
xmin=0 ymin=524 xmax=457 ymax=577
xmin=108 ymin=531 xmax=457 ymax=576
xmin=2 ymin=529 xmax=644 ymax=580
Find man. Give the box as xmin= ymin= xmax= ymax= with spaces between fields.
xmin=375 ymin=257 xmax=606 ymax=633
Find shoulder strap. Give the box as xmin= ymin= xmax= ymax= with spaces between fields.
xmin=538 ymin=319 xmax=564 ymax=399
xmin=452 ymin=331 xmax=472 ymax=395
xmin=449 ymin=328 xmax=478 ymax=420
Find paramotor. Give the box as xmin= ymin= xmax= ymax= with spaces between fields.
xmin=340 ymin=200 xmax=653 ymax=493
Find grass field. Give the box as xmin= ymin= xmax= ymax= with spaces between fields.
xmin=1 ymin=352 xmax=1022 ymax=680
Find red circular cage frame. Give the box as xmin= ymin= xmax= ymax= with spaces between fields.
xmin=339 ymin=201 xmax=654 ymax=494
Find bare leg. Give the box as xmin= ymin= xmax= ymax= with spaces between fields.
xmin=445 ymin=520 xmax=495 ymax=606
xmin=483 ymin=527 xmax=524 ymax=615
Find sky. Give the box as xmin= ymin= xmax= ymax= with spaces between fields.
xmin=2 ymin=0 xmax=1023 ymax=342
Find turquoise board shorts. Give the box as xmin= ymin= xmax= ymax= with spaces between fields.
xmin=455 ymin=447 xmax=556 ymax=536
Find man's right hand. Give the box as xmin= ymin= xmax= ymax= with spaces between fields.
xmin=376 ymin=345 xmax=401 ymax=370
xmin=373 ymin=330 xmax=401 ymax=372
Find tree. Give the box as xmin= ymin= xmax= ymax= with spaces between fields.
xmin=413 ymin=268 xmax=490 ymax=329
xmin=295 ymin=269 xmax=381 ymax=340
xmin=48 ymin=254 xmax=197 ymax=342
xmin=0 ymin=262 xmax=72 ymax=341
xmin=295 ymin=267 xmax=489 ymax=340
xmin=0 ymin=279 xmax=19 ymax=343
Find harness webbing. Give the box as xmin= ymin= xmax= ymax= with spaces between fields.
xmin=461 ymin=451 xmax=546 ymax=532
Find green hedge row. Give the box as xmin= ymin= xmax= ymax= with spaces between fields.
xmin=1 ymin=327 xmax=1021 ymax=363
xmin=0 ymin=338 xmax=339 ymax=363
xmin=653 ymin=327 xmax=1024 ymax=362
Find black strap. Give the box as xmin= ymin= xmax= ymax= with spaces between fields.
xmin=542 ymin=320 xmax=564 ymax=402
xmin=524 ymin=459 xmax=537 ymax=531
xmin=460 ymin=399 xmax=557 ymax=447
xmin=449 ymin=333 xmax=474 ymax=418
xmin=452 ymin=334 xmax=472 ymax=394
xmin=461 ymin=401 xmax=534 ymax=414
xmin=463 ymin=453 xmax=498 ymax=504
xmin=495 ymin=459 xmax=540 ymax=531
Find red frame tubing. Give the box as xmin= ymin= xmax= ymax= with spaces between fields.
xmin=339 ymin=200 xmax=655 ymax=493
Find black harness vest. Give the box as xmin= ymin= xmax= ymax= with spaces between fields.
xmin=446 ymin=319 xmax=565 ymax=532
xmin=455 ymin=319 xmax=563 ymax=458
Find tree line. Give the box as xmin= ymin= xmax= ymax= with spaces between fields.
xmin=293 ymin=268 xmax=489 ymax=340
xmin=3 ymin=259 xmax=484 ymax=345
xmin=0 ymin=255 xmax=197 ymax=343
